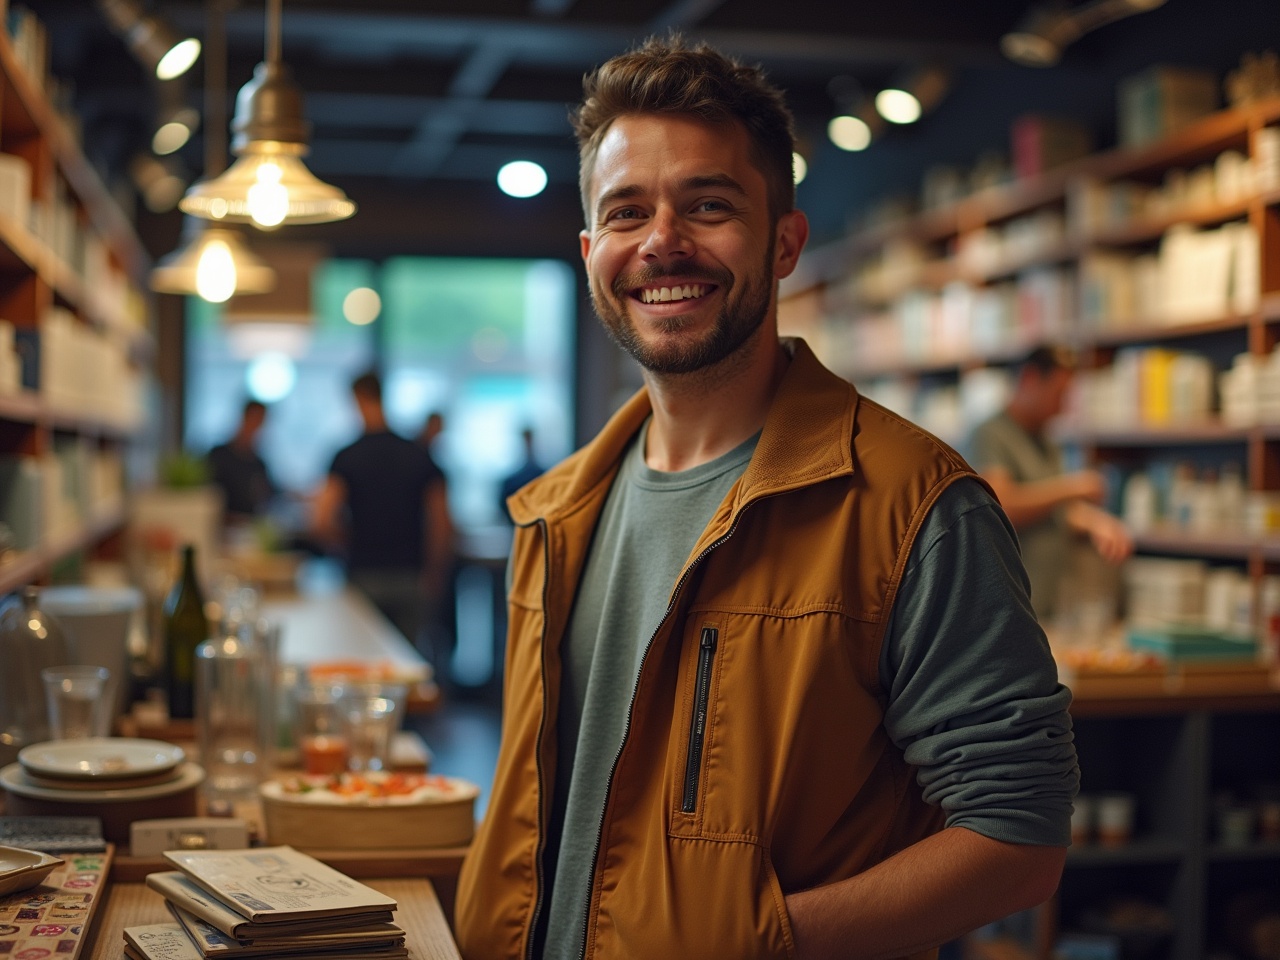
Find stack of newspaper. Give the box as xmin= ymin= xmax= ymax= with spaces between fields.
xmin=123 ymin=846 xmax=408 ymax=960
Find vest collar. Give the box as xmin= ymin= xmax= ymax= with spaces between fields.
xmin=506 ymin=338 xmax=859 ymax=526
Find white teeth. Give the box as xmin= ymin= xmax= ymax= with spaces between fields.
xmin=640 ymin=284 xmax=707 ymax=304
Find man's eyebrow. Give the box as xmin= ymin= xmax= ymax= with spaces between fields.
xmin=682 ymin=174 xmax=747 ymax=195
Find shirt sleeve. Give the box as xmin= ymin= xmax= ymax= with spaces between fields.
xmin=879 ymin=477 xmax=1079 ymax=846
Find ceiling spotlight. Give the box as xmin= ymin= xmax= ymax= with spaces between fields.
xmin=1002 ymin=0 xmax=1170 ymax=68
xmin=875 ymin=65 xmax=950 ymax=125
xmin=97 ymin=0 xmax=201 ymax=80
xmin=152 ymin=105 xmax=200 ymax=155
xmin=875 ymin=89 xmax=922 ymax=125
xmin=497 ymin=160 xmax=548 ymax=198
xmin=129 ymin=154 xmax=187 ymax=212
xmin=828 ymin=115 xmax=872 ymax=152
xmin=181 ymin=0 xmax=355 ymax=228
xmin=792 ymin=152 xmax=808 ymax=185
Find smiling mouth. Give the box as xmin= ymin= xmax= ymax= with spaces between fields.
xmin=636 ymin=283 xmax=712 ymax=304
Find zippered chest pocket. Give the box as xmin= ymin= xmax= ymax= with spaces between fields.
xmin=681 ymin=626 xmax=718 ymax=813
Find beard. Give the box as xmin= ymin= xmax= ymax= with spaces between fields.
xmin=590 ymin=245 xmax=775 ymax=376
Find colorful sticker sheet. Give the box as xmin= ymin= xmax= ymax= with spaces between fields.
xmin=0 ymin=848 xmax=112 ymax=960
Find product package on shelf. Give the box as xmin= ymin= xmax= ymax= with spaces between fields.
xmin=1118 ymin=65 xmax=1219 ymax=147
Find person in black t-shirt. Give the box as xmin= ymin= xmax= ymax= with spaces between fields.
xmin=206 ymin=399 xmax=276 ymax=523
xmin=311 ymin=371 xmax=453 ymax=655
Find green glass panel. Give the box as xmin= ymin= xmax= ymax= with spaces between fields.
xmin=382 ymin=257 xmax=529 ymax=353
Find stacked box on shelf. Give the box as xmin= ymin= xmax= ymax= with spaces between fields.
xmin=1159 ymin=222 xmax=1258 ymax=320
xmin=0 ymin=455 xmax=43 ymax=550
xmin=0 ymin=322 xmax=21 ymax=394
xmin=1219 ymin=348 xmax=1280 ymax=425
xmin=0 ymin=153 xmax=32 ymax=227
xmin=1118 ymin=65 xmax=1218 ymax=147
xmin=1076 ymin=347 xmax=1215 ymax=428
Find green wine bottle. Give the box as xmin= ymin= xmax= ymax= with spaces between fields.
xmin=163 ymin=544 xmax=209 ymax=719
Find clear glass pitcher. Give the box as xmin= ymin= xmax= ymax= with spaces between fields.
xmin=0 ymin=587 xmax=70 ymax=761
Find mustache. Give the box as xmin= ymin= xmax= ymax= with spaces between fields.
xmin=611 ymin=264 xmax=732 ymax=299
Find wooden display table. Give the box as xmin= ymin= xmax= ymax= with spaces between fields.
xmin=79 ymin=875 xmax=461 ymax=960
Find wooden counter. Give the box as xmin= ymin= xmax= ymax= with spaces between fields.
xmin=82 ymin=875 xmax=462 ymax=960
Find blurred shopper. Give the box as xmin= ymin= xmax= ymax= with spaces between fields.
xmin=417 ymin=410 xmax=446 ymax=465
xmin=456 ymin=37 xmax=1077 ymax=960
xmin=970 ymin=345 xmax=1133 ymax=620
xmin=497 ymin=427 xmax=546 ymax=522
xmin=206 ymin=399 xmax=276 ymax=523
xmin=312 ymin=372 xmax=453 ymax=663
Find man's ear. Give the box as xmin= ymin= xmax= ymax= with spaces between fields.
xmin=772 ymin=210 xmax=809 ymax=280
xmin=580 ymin=229 xmax=592 ymax=265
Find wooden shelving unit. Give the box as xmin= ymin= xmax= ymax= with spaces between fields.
xmin=783 ymin=96 xmax=1280 ymax=960
xmin=0 ymin=20 xmax=151 ymax=594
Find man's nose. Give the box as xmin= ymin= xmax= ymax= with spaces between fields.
xmin=638 ymin=208 xmax=692 ymax=262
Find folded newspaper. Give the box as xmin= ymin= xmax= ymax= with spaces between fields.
xmin=162 ymin=847 xmax=398 ymax=924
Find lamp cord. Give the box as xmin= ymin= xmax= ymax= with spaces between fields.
xmin=267 ymin=0 xmax=282 ymax=65
xmin=204 ymin=0 xmax=227 ymax=177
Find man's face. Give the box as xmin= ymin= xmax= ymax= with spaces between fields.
xmin=579 ymin=114 xmax=805 ymax=376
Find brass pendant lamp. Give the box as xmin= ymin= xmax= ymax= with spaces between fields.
xmin=151 ymin=0 xmax=275 ymax=303
xmin=180 ymin=0 xmax=355 ymax=229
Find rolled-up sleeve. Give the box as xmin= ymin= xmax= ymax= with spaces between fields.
xmin=880 ymin=477 xmax=1079 ymax=845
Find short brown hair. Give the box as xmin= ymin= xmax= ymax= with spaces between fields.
xmin=572 ymin=35 xmax=797 ymax=225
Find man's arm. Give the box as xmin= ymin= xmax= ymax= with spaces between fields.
xmin=422 ymin=478 xmax=454 ymax=600
xmin=794 ymin=479 xmax=1077 ymax=959
xmin=1064 ymin=500 xmax=1134 ymax=564
xmin=786 ymin=827 xmax=1065 ymax=960
xmin=981 ymin=463 xmax=1104 ymax=527
xmin=310 ymin=474 xmax=348 ymax=547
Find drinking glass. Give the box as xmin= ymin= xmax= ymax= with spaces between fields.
xmin=41 ymin=665 xmax=111 ymax=739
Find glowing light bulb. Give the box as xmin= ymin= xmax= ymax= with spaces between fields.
xmin=195 ymin=238 xmax=237 ymax=302
xmin=248 ymin=161 xmax=289 ymax=228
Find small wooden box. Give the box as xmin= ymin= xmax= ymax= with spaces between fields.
xmin=259 ymin=776 xmax=478 ymax=849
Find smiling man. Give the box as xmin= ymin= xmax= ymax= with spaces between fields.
xmin=455 ymin=36 xmax=1078 ymax=960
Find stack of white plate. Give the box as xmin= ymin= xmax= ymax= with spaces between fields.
xmin=0 ymin=739 xmax=204 ymax=843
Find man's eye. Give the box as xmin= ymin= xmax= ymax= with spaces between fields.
xmin=697 ymin=200 xmax=728 ymax=213
xmin=608 ymin=208 xmax=640 ymax=221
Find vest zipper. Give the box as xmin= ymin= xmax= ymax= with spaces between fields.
xmin=681 ymin=626 xmax=718 ymax=814
xmin=577 ymin=501 xmax=765 ymax=960
xmin=525 ymin=518 xmax=553 ymax=960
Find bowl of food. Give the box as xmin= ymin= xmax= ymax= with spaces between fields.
xmin=259 ymin=771 xmax=479 ymax=849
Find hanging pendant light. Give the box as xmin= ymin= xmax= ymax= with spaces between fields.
xmin=152 ymin=222 xmax=276 ymax=302
xmin=180 ymin=0 xmax=355 ymax=229
xmin=151 ymin=0 xmax=275 ymax=302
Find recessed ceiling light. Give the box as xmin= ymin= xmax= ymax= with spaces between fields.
xmin=828 ymin=115 xmax=872 ymax=152
xmin=497 ymin=161 xmax=548 ymax=198
xmin=875 ymin=88 xmax=922 ymax=125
